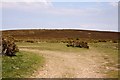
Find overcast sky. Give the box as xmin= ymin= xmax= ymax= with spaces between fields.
xmin=0 ymin=0 xmax=119 ymax=32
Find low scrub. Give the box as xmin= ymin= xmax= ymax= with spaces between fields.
xmin=66 ymin=41 xmax=89 ymax=49
xmin=2 ymin=36 xmax=19 ymax=56
xmin=98 ymin=40 xmax=107 ymax=42
xmin=26 ymin=40 xmax=34 ymax=43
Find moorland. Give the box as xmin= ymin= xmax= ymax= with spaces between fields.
xmin=1 ymin=29 xmax=119 ymax=78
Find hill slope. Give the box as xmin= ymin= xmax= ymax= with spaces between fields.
xmin=2 ymin=29 xmax=119 ymax=40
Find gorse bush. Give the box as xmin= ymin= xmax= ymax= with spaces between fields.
xmin=26 ymin=40 xmax=34 ymax=43
xmin=2 ymin=36 xmax=19 ymax=56
xmin=66 ymin=41 xmax=89 ymax=49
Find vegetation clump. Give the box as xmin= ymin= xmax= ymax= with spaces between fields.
xmin=98 ymin=40 xmax=107 ymax=42
xmin=26 ymin=40 xmax=34 ymax=43
xmin=66 ymin=41 xmax=89 ymax=49
xmin=2 ymin=36 xmax=19 ymax=56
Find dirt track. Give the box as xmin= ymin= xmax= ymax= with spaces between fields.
xmin=20 ymin=48 xmax=105 ymax=78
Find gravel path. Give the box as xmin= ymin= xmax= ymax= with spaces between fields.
xmin=20 ymin=48 xmax=105 ymax=78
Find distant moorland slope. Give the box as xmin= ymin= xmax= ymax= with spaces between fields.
xmin=2 ymin=29 xmax=119 ymax=40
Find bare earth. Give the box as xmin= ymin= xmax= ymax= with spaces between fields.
xmin=20 ymin=48 xmax=106 ymax=78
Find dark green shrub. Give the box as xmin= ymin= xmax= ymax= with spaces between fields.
xmin=98 ymin=40 xmax=107 ymax=42
xmin=2 ymin=36 xmax=19 ymax=56
xmin=112 ymin=40 xmax=118 ymax=43
xmin=76 ymin=38 xmax=79 ymax=40
xmin=26 ymin=40 xmax=34 ymax=43
xmin=66 ymin=41 xmax=89 ymax=49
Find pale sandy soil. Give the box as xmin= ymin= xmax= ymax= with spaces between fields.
xmin=20 ymin=48 xmax=106 ymax=78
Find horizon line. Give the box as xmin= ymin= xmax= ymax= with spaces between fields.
xmin=1 ymin=28 xmax=119 ymax=33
